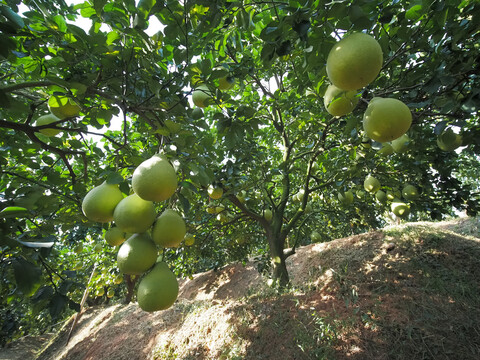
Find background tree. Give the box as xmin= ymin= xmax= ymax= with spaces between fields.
xmin=1 ymin=0 xmax=479 ymax=343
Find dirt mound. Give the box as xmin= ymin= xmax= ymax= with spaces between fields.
xmin=5 ymin=217 xmax=480 ymax=360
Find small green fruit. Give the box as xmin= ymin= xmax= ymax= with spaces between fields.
xmin=208 ymin=185 xmax=223 ymax=200
xmin=323 ymin=84 xmax=359 ymax=116
xmin=117 ymin=233 xmax=157 ymax=275
xmin=364 ymin=175 xmax=380 ymax=193
xmin=192 ymin=84 xmax=213 ymax=108
xmin=82 ymin=182 xmax=124 ymax=223
xmin=113 ymin=194 xmax=156 ymax=233
xmin=152 ymin=209 xmax=186 ymax=248
xmin=35 ymin=113 xmax=61 ymax=136
xmin=105 ymin=227 xmax=126 ymax=246
xmin=402 ymin=185 xmax=419 ymax=200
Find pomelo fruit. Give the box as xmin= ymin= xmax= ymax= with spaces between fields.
xmin=137 ymin=261 xmax=179 ymax=312
xmin=264 ymin=209 xmax=273 ymax=222
xmin=48 ymin=95 xmax=81 ymax=119
xmin=338 ymin=190 xmax=354 ymax=205
xmin=82 ymin=182 xmax=124 ymax=223
xmin=208 ymin=185 xmax=223 ymax=200
xmin=35 ymin=113 xmax=61 ymax=136
xmin=391 ymin=134 xmax=410 ymax=153
xmin=192 ymin=84 xmax=213 ymax=108
xmin=363 ymin=97 xmax=412 ymax=142
xmin=377 ymin=143 xmax=394 ymax=156
xmin=375 ymin=190 xmax=387 ymax=203
xmin=326 ymin=32 xmax=383 ymax=90
xmin=364 ymin=175 xmax=380 ymax=193
xmin=218 ymin=76 xmax=235 ymax=90
xmin=184 ymin=233 xmax=195 ymax=246
xmin=113 ymin=194 xmax=156 ymax=233
xmin=117 ymin=233 xmax=157 ymax=275
xmin=437 ymin=128 xmax=462 ymax=151
xmin=132 ymin=154 xmax=177 ymax=202
xmin=391 ymin=199 xmax=410 ymax=218
xmin=323 ymin=84 xmax=359 ymax=116
xmin=402 ymin=185 xmax=419 ymax=200
xmin=152 ymin=209 xmax=186 ymax=248
xmin=105 ymin=227 xmax=126 ymax=246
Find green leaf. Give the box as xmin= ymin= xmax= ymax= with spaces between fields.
xmin=13 ymin=258 xmax=42 ymax=296
xmin=0 ymin=206 xmax=29 ymax=218
xmin=49 ymin=293 xmax=68 ymax=320
xmin=52 ymin=15 xmax=67 ymax=32
xmin=0 ymin=5 xmax=25 ymax=30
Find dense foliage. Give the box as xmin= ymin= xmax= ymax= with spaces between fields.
xmin=1 ymin=0 xmax=479 ymax=344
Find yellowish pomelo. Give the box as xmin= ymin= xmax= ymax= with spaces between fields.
xmin=363 ymin=98 xmax=412 ymax=142
xmin=364 ymin=175 xmax=380 ymax=193
xmin=323 ymin=84 xmax=359 ymax=116
xmin=208 ymin=185 xmax=223 ymax=200
xmin=326 ymin=33 xmax=383 ymax=90
xmin=152 ymin=209 xmax=186 ymax=248
xmin=218 ymin=76 xmax=235 ymax=90
xmin=117 ymin=233 xmax=157 ymax=275
xmin=48 ymin=95 xmax=81 ymax=119
xmin=113 ymin=194 xmax=156 ymax=233
xmin=137 ymin=261 xmax=179 ymax=312
xmin=82 ymin=182 xmax=124 ymax=223
xmin=192 ymin=84 xmax=213 ymax=108
xmin=378 ymin=143 xmax=394 ymax=156
xmin=132 ymin=155 xmax=177 ymax=202
xmin=35 ymin=113 xmax=61 ymax=136
xmin=184 ymin=233 xmax=195 ymax=246
xmin=375 ymin=190 xmax=387 ymax=203
xmin=105 ymin=227 xmax=126 ymax=246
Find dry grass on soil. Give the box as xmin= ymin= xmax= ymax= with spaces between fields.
xmin=2 ymin=217 xmax=480 ymax=360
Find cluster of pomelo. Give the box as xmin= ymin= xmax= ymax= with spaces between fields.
xmin=81 ymin=154 xmax=185 ymax=312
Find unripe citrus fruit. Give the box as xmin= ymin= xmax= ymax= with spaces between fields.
xmin=323 ymin=84 xmax=359 ymax=116
xmin=35 ymin=113 xmax=61 ymax=136
xmin=137 ymin=261 xmax=179 ymax=312
xmin=218 ymin=76 xmax=235 ymax=90
xmin=363 ymin=98 xmax=412 ymax=142
xmin=437 ymin=128 xmax=462 ymax=151
xmin=113 ymin=194 xmax=156 ymax=233
xmin=391 ymin=134 xmax=410 ymax=153
xmin=391 ymin=199 xmax=410 ymax=218
xmin=132 ymin=155 xmax=177 ymax=202
xmin=377 ymin=143 xmax=394 ymax=156
xmin=192 ymin=84 xmax=213 ymax=108
xmin=184 ymin=233 xmax=195 ymax=246
xmin=326 ymin=32 xmax=383 ymax=90
xmin=364 ymin=175 xmax=380 ymax=193
xmin=82 ymin=182 xmax=124 ymax=223
xmin=402 ymin=185 xmax=419 ymax=200
xmin=117 ymin=233 xmax=157 ymax=275
xmin=208 ymin=185 xmax=223 ymax=200
xmin=105 ymin=227 xmax=126 ymax=246
xmin=338 ymin=190 xmax=354 ymax=205
xmin=375 ymin=190 xmax=387 ymax=203
xmin=264 ymin=209 xmax=273 ymax=222
xmin=152 ymin=209 xmax=186 ymax=248
xmin=48 ymin=95 xmax=81 ymax=119
xmin=93 ymin=243 xmax=103 ymax=253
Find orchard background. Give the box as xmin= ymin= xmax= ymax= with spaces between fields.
xmin=1 ymin=0 xmax=479 ymax=344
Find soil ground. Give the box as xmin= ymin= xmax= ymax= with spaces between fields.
xmin=2 ymin=217 xmax=479 ymax=360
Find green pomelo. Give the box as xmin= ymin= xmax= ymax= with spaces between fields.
xmin=191 ymin=107 xmax=204 ymax=120
xmin=338 ymin=190 xmax=354 ymax=205
xmin=48 ymin=95 xmax=81 ymax=119
xmin=375 ymin=190 xmax=387 ymax=203
xmin=391 ymin=134 xmax=410 ymax=153
xmin=137 ymin=261 xmax=179 ymax=312
xmin=402 ymin=185 xmax=419 ymax=200
xmin=152 ymin=209 xmax=186 ymax=248
xmin=364 ymin=175 xmax=381 ymax=193
xmin=132 ymin=155 xmax=178 ymax=202
xmin=391 ymin=199 xmax=410 ymax=218
xmin=218 ymin=76 xmax=235 ymax=90
xmin=437 ymin=128 xmax=462 ymax=151
xmin=326 ymin=32 xmax=383 ymax=90
xmin=377 ymin=143 xmax=394 ymax=156
xmin=35 ymin=113 xmax=61 ymax=136
xmin=192 ymin=84 xmax=213 ymax=108
xmin=113 ymin=194 xmax=156 ymax=233
xmin=323 ymin=84 xmax=359 ymax=116
xmin=105 ymin=227 xmax=126 ymax=246
xmin=264 ymin=209 xmax=273 ymax=222
xmin=184 ymin=234 xmax=195 ymax=246
xmin=82 ymin=182 xmax=124 ymax=223
xmin=208 ymin=185 xmax=223 ymax=200
xmin=363 ymin=98 xmax=412 ymax=142
xmin=117 ymin=233 xmax=157 ymax=275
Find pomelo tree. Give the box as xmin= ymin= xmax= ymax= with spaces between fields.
xmin=1 ymin=0 xmax=479 ymax=342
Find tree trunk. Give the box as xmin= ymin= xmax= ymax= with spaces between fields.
xmin=267 ymin=229 xmax=290 ymax=287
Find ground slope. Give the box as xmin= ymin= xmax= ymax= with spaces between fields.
xmin=2 ymin=217 xmax=480 ymax=360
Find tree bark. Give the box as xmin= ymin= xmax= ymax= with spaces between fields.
xmin=267 ymin=228 xmax=290 ymax=287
